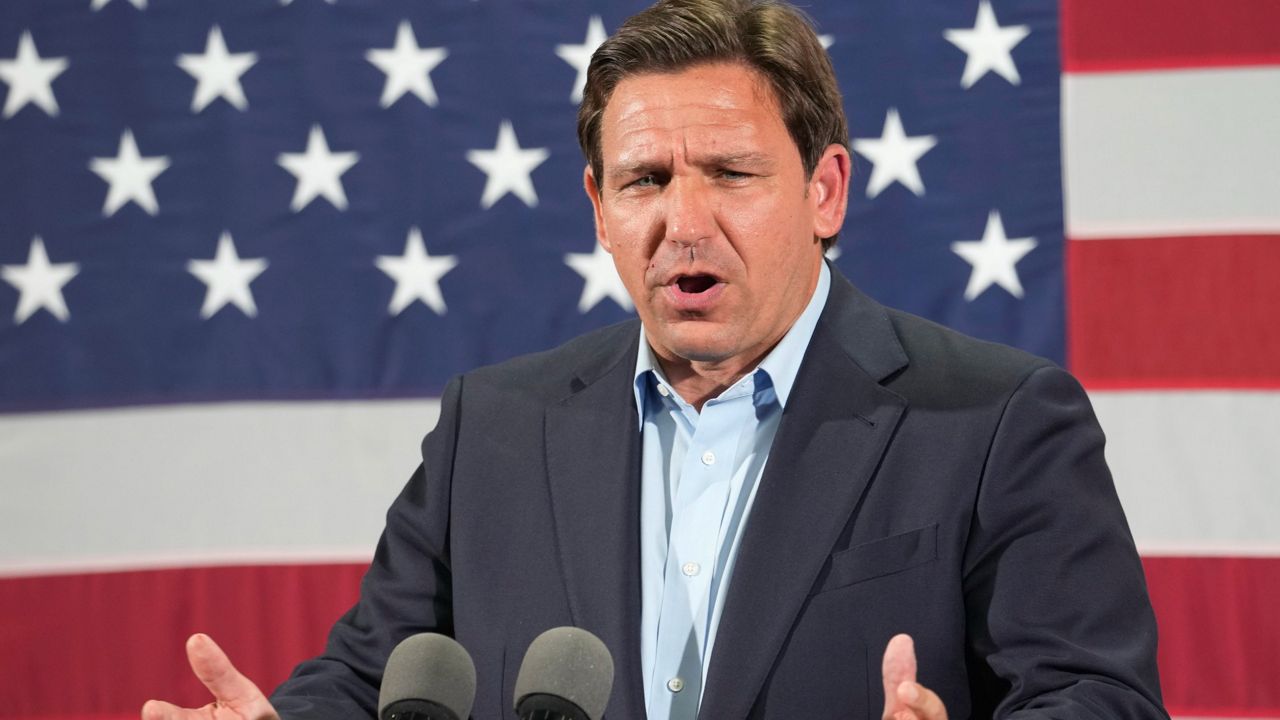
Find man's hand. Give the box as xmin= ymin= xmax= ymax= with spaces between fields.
xmin=882 ymin=634 xmax=949 ymax=720
xmin=141 ymin=634 xmax=279 ymax=720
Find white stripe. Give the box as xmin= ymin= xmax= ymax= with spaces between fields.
xmin=0 ymin=399 xmax=440 ymax=577
xmin=6 ymin=392 xmax=1275 ymax=575
xmin=1088 ymin=390 xmax=1280 ymax=553
xmin=1063 ymin=66 xmax=1280 ymax=239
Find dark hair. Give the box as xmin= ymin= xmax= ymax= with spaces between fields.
xmin=577 ymin=0 xmax=849 ymax=248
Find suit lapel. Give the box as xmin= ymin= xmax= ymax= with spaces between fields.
xmin=699 ymin=273 xmax=910 ymax=719
xmin=544 ymin=324 xmax=647 ymax=719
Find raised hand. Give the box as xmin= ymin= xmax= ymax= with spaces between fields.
xmin=141 ymin=634 xmax=279 ymax=720
xmin=881 ymin=634 xmax=949 ymax=720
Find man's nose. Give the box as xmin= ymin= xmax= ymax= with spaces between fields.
xmin=664 ymin=178 xmax=716 ymax=250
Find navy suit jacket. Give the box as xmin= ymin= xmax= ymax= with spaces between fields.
xmin=271 ymin=268 xmax=1167 ymax=719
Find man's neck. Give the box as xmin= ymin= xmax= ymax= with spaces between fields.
xmin=658 ymin=350 xmax=773 ymax=412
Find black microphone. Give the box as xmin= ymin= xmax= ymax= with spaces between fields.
xmin=378 ymin=633 xmax=477 ymax=720
xmin=513 ymin=627 xmax=615 ymax=720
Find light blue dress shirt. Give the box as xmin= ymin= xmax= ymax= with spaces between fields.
xmin=633 ymin=263 xmax=831 ymax=720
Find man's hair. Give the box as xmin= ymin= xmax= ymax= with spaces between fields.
xmin=577 ymin=0 xmax=849 ymax=249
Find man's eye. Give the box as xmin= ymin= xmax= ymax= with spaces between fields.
xmin=630 ymin=175 xmax=657 ymax=188
xmin=720 ymin=169 xmax=750 ymax=180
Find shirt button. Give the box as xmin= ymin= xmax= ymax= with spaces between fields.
xmin=701 ymin=450 xmax=716 ymax=465
xmin=657 ymin=384 xmax=670 ymax=397
xmin=682 ymin=561 xmax=701 ymax=577
xmin=667 ymin=677 xmax=684 ymax=693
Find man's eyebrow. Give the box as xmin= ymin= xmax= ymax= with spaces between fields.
xmin=606 ymin=161 xmax=666 ymax=181
xmin=701 ymin=152 xmax=773 ymax=167
xmin=607 ymin=153 xmax=774 ymax=179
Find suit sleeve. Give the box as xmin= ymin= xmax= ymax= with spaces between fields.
xmin=268 ymin=375 xmax=464 ymax=719
xmin=961 ymin=365 xmax=1169 ymax=719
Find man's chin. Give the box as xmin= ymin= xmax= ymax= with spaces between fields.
xmin=648 ymin=326 xmax=741 ymax=365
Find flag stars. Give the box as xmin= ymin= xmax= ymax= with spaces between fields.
xmin=944 ymin=0 xmax=1031 ymax=89
xmin=852 ymin=108 xmax=937 ymax=198
xmin=556 ymin=15 xmax=607 ymax=103
xmin=565 ymin=243 xmax=632 ymax=313
xmin=89 ymin=129 xmax=171 ymax=217
xmin=2 ymin=237 xmax=79 ymax=324
xmin=177 ymin=26 xmax=258 ymax=113
xmin=91 ymin=0 xmax=146 ymax=9
xmin=376 ymin=227 xmax=458 ymax=315
xmin=277 ymin=125 xmax=360 ymax=212
xmin=366 ymin=21 xmax=448 ymax=109
xmin=0 ymin=31 xmax=69 ymax=119
xmin=187 ymin=232 xmax=268 ymax=319
xmin=951 ymin=211 xmax=1037 ymax=301
xmin=467 ymin=120 xmax=549 ymax=209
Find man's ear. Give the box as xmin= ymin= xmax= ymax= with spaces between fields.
xmin=583 ymin=165 xmax=612 ymax=252
xmin=809 ymin=144 xmax=851 ymax=241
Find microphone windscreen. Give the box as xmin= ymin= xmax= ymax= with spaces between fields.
xmin=513 ymin=627 xmax=615 ymax=720
xmin=378 ymin=633 xmax=477 ymax=720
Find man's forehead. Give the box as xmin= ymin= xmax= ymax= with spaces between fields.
xmin=604 ymin=63 xmax=780 ymax=122
xmin=599 ymin=63 xmax=787 ymax=159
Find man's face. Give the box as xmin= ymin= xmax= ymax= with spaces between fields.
xmin=585 ymin=62 xmax=849 ymax=374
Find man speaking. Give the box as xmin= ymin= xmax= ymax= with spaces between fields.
xmin=143 ymin=0 xmax=1166 ymax=717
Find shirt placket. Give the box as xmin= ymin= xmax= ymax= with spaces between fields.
xmin=648 ymin=381 xmax=753 ymax=719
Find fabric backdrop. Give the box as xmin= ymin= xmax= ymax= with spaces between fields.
xmin=0 ymin=0 xmax=1276 ymax=718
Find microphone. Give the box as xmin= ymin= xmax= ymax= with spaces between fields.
xmin=378 ymin=633 xmax=477 ymax=720
xmin=513 ymin=627 xmax=615 ymax=720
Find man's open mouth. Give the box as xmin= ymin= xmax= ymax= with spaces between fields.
xmin=675 ymin=274 xmax=718 ymax=294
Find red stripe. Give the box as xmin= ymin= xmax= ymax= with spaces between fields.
xmin=0 ymin=564 xmax=366 ymax=718
xmin=1066 ymin=234 xmax=1280 ymax=388
xmin=3 ymin=558 xmax=1278 ymax=717
xmin=1144 ymin=556 xmax=1280 ymax=717
xmin=1061 ymin=0 xmax=1280 ymax=72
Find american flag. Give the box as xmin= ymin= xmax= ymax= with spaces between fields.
xmin=1 ymin=0 xmax=1276 ymax=717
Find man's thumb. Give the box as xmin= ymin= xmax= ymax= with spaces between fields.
xmin=186 ymin=633 xmax=265 ymax=705
xmin=881 ymin=633 xmax=918 ymax=717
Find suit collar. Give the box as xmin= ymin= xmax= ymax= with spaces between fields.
xmin=816 ymin=261 xmax=909 ymax=383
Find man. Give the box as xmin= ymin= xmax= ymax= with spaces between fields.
xmin=143 ymin=1 xmax=1167 ymax=718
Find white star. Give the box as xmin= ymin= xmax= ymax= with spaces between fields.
xmin=89 ymin=129 xmax=171 ymax=217
xmin=186 ymin=232 xmax=268 ymax=319
xmin=555 ymin=15 xmax=607 ymax=103
xmin=565 ymin=243 xmax=632 ymax=313
xmin=944 ymin=0 xmax=1031 ymax=89
xmin=951 ymin=211 xmax=1037 ymax=301
xmin=177 ymin=26 xmax=257 ymax=113
xmin=466 ymin=120 xmax=549 ymax=209
xmin=375 ymin=227 xmax=457 ymax=315
xmin=468 ymin=119 xmax=552 ymax=208
xmin=280 ymin=0 xmax=335 ymax=4
xmin=91 ymin=0 xmax=146 ymax=9
xmin=851 ymin=108 xmax=937 ymax=198
xmin=818 ymin=34 xmax=835 ymax=50
xmin=277 ymin=125 xmax=360 ymax=212
xmin=2 ymin=237 xmax=79 ymax=324
xmin=0 ymin=31 xmax=69 ymax=118
xmin=366 ymin=21 xmax=448 ymax=109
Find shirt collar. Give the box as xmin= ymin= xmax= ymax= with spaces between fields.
xmin=632 ymin=261 xmax=831 ymax=427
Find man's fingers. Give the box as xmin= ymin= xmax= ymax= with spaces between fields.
xmin=881 ymin=633 xmax=917 ymax=718
xmin=897 ymin=680 xmax=949 ymax=720
xmin=140 ymin=698 xmax=203 ymax=720
xmin=186 ymin=633 xmax=267 ymax=706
